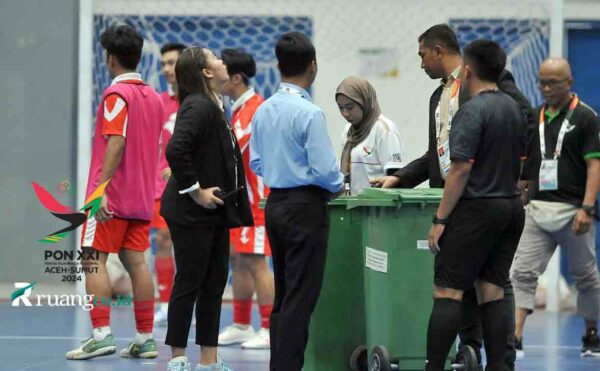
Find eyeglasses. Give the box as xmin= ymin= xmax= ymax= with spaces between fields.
xmin=537 ymin=77 xmax=570 ymax=88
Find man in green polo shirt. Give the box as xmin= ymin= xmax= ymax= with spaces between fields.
xmin=511 ymin=57 xmax=600 ymax=358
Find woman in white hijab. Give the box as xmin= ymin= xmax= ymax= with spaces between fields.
xmin=337 ymin=76 xmax=404 ymax=195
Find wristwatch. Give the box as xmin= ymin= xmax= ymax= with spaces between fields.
xmin=432 ymin=215 xmax=449 ymax=225
xmin=581 ymin=204 xmax=596 ymax=217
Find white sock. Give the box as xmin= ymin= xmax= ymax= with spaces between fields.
xmin=92 ymin=326 xmax=111 ymax=341
xmin=233 ymin=323 xmax=250 ymax=330
xmin=161 ymin=302 xmax=169 ymax=312
xmin=134 ymin=332 xmax=153 ymax=345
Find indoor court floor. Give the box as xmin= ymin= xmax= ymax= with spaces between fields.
xmin=1 ymin=301 xmax=599 ymax=370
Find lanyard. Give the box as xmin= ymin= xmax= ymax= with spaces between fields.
xmin=539 ymin=95 xmax=579 ymax=160
xmin=278 ymin=84 xmax=304 ymax=98
xmin=435 ymin=79 xmax=461 ymax=139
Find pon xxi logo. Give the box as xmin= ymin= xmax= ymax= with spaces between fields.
xmin=31 ymin=180 xmax=109 ymax=243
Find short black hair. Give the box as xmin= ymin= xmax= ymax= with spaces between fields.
xmin=221 ymin=48 xmax=256 ymax=85
xmin=275 ymin=32 xmax=315 ymax=77
xmin=463 ymin=39 xmax=507 ymax=83
xmin=160 ymin=42 xmax=187 ymax=55
xmin=100 ymin=25 xmax=143 ymax=70
xmin=418 ymin=24 xmax=461 ymax=54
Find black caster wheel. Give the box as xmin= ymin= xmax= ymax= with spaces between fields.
xmin=370 ymin=345 xmax=391 ymax=371
xmin=350 ymin=344 xmax=368 ymax=371
xmin=451 ymin=344 xmax=479 ymax=371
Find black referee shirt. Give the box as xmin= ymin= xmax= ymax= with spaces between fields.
xmin=450 ymin=90 xmax=527 ymax=199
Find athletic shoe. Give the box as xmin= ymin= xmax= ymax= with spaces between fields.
xmin=218 ymin=324 xmax=256 ymax=345
xmin=195 ymin=357 xmax=233 ymax=371
xmin=154 ymin=307 xmax=169 ymax=327
xmin=119 ymin=338 xmax=158 ymax=358
xmin=241 ymin=328 xmax=270 ymax=349
xmin=65 ymin=334 xmax=117 ymax=360
xmin=515 ymin=337 xmax=524 ymax=359
xmin=581 ymin=328 xmax=600 ymax=357
xmin=168 ymin=356 xmax=191 ymax=371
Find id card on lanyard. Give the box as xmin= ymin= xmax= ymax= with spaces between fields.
xmin=436 ymin=79 xmax=460 ymax=179
xmin=538 ymin=95 xmax=579 ymax=191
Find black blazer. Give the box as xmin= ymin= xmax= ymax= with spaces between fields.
xmin=394 ymin=70 xmax=540 ymax=188
xmin=160 ymin=93 xmax=253 ymax=228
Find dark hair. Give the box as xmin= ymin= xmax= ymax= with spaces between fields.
xmin=221 ymin=48 xmax=256 ymax=85
xmin=160 ymin=42 xmax=187 ymax=55
xmin=275 ymin=32 xmax=315 ymax=77
xmin=100 ymin=25 xmax=143 ymax=70
xmin=175 ymin=46 xmax=219 ymax=106
xmin=463 ymin=39 xmax=507 ymax=83
xmin=418 ymin=24 xmax=460 ymax=54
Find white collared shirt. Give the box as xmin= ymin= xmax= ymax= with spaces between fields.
xmin=111 ymin=72 xmax=143 ymax=86
xmin=231 ymin=87 xmax=256 ymax=114
xmin=341 ymin=114 xmax=404 ymax=195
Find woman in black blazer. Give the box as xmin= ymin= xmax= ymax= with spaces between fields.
xmin=161 ymin=46 xmax=253 ymax=371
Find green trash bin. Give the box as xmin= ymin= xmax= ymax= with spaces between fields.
xmin=302 ymin=195 xmax=368 ymax=371
xmin=355 ymin=188 xmax=457 ymax=371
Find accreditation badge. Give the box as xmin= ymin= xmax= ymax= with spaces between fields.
xmin=539 ymin=159 xmax=558 ymax=191
xmin=437 ymin=140 xmax=451 ymax=179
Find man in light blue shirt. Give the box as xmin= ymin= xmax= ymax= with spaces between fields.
xmin=250 ymin=83 xmax=343 ymax=192
xmin=249 ymin=32 xmax=343 ymax=371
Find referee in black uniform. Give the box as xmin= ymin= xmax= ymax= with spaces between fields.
xmin=424 ymin=40 xmax=527 ymax=371
xmin=372 ymin=24 xmax=538 ymax=370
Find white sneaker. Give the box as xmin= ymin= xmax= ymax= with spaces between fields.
xmin=218 ymin=324 xmax=256 ymax=345
xmin=154 ymin=307 xmax=168 ymax=326
xmin=168 ymin=356 xmax=191 ymax=371
xmin=241 ymin=328 xmax=270 ymax=349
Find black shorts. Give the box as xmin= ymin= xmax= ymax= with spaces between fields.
xmin=434 ymin=197 xmax=525 ymax=290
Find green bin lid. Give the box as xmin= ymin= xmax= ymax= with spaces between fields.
xmin=259 ymin=189 xmax=441 ymax=209
xmin=347 ymin=188 xmax=443 ymax=208
xmin=258 ymin=195 xmax=362 ymax=209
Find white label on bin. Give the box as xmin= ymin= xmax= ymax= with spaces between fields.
xmin=365 ymin=246 xmax=388 ymax=273
xmin=417 ymin=240 xmax=429 ymax=250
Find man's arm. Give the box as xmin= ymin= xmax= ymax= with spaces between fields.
xmin=573 ymin=159 xmax=600 ymax=235
xmin=428 ymin=161 xmax=471 ymax=253
xmin=436 ymin=161 xmax=471 ymax=219
xmin=98 ymin=136 xmax=125 ymax=186
xmin=249 ymin=115 xmax=263 ymax=177
xmin=95 ymin=135 xmax=125 ymax=221
xmin=392 ymin=151 xmax=430 ymax=187
xmin=428 ymin=102 xmax=482 ymax=252
xmin=499 ymin=70 xmax=540 ymax=182
xmin=305 ymin=110 xmax=344 ymax=193
xmin=574 ymin=111 xmax=600 ymax=234
xmin=95 ymin=94 xmax=128 ymax=221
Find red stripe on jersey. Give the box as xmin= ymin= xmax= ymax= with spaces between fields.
xmin=102 ymin=93 xmax=128 ymax=136
xmin=231 ymin=93 xmax=268 ymax=222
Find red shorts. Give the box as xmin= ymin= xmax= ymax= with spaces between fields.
xmin=230 ymin=226 xmax=271 ymax=256
xmin=81 ymin=215 xmax=151 ymax=253
xmin=151 ymin=200 xmax=168 ymax=229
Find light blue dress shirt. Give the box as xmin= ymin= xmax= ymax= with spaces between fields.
xmin=250 ymin=83 xmax=344 ymax=193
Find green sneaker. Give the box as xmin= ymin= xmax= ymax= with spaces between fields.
xmin=65 ymin=334 xmax=117 ymax=360
xmin=119 ymin=338 xmax=158 ymax=359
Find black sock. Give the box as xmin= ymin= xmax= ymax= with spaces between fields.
xmin=426 ymin=298 xmax=462 ymax=371
xmin=481 ymin=299 xmax=509 ymax=371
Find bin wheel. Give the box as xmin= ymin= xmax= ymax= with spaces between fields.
xmin=350 ymin=344 xmax=368 ymax=371
xmin=370 ymin=345 xmax=391 ymax=371
xmin=451 ymin=345 xmax=479 ymax=371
